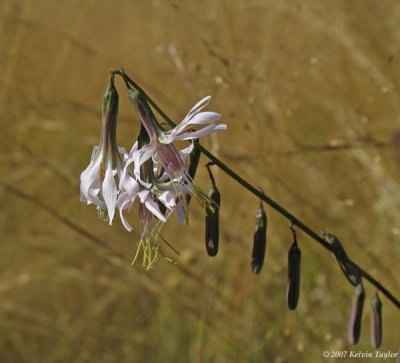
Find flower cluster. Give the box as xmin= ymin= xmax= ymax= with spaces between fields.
xmin=78 ymin=71 xmax=398 ymax=350
xmin=80 ymin=75 xmax=226 ymax=268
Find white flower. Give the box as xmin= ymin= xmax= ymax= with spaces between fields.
xmin=118 ymin=138 xmax=191 ymax=229
xmin=127 ymin=90 xmax=226 ymax=212
xmin=80 ymin=75 xmax=126 ymax=224
xmin=129 ymin=91 xmax=225 ymax=174
xmin=117 ymin=124 xmax=195 ymax=269
xmin=117 ymin=160 xmax=181 ymax=232
xmin=118 ymin=172 xmax=185 ymax=269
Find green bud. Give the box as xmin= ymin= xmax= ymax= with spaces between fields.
xmin=127 ymin=89 xmax=164 ymax=140
xmin=100 ymin=75 xmax=119 ymax=167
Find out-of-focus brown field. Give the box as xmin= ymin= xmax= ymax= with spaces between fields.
xmin=1 ymin=1 xmax=399 ymax=362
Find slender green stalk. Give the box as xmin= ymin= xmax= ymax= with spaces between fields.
xmin=113 ymin=69 xmax=400 ymax=310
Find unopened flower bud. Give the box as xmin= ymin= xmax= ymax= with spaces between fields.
xmin=348 ymin=283 xmax=365 ymax=345
xmin=370 ymin=292 xmax=382 ymax=348
xmin=251 ymin=203 xmax=267 ymax=273
xmin=287 ymin=234 xmax=301 ymax=310
xmin=205 ymin=185 xmax=220 ymax=257
xmin=100 ymin=75 xmax=120 ymax=166
xmin=186 ymin=140 xmax=201 ymax=206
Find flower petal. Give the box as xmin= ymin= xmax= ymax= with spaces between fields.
xmin=126 ymin=140 xmax=138 ymax=156
xmin=138 ymin=189 xmax=150 ymax=203
xmin=145 ymin=198 xmax=167 ymax=222
xmin=175 ymin=200 xmax=186 ymax=224
xmin=117 ymin=192 xmax=134 ymax=232
xmin=90 ymin=146 xmax=99 ymax=161
xmin=119 ymin=150 xmax=140 ymax=188
xmin=164 ymin=96 xmax=219 ymax=140
xmin=173 ymin=124 xmax=227 ymax=141
xmin=80 ymin=158 xmax=103 ymax=207
xmin=179 ymin=143 xmax=194 ymax=159
xmin=102 ymin=161 xmax=117 ymax=224
xmin=173 ymin=112 xmax=221 ymax=136
xmin=158 ymin=190 xmax=176 ymax=209
xmin=132 ymin=144 xmax=156 ymax=188
xmin=185 ymin=96 xmax=211 ymax=120
xmin=123 ymin=176 xmax=140 ymax=199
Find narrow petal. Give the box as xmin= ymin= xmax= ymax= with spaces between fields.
xmin=118 ymin=157 xmax=133 ymax=190
xmin=176 ymin=112 xmax=221 ymax=135
xmin=132 ymin=144 xmax=157 ymax=188
xmin=175 ymin=201 xmax=185 ymax=224
xmin=179 ymin=143 xmax=194 ymax=170
xmin=171 ymin=97 xmax=212 ymax=139
xmin=158 ymin=190 xmax=176 ymax=209
xmin=138 ymin=190 xmax=150 ymax=203
xmin=90 ymin=146 xmax=99 ymax=161
xmin=129 ymin=140 xmax=139 ymax=154
xmin=174 ymin=124 xmax=227 ymax=141
xmin=138 ymin=145 xmax=157 ymax=166
xmin=122 ymin=176 xmax=140 ymax=199
xmin=80 ymin=158 xmax=103 ymax=207
xmin=117 ymin=192 xmax=134 ymax=232
xmin=189 ymin=111 xmax=221 ymax=124
xmin=171 ymin=111 xmax=220 ymax=138
xmin=180 ymin=143 xmax=194 ymax=158
xmin=157 ymin=169 xmax=173 ymax=183
xmin=102 ymin=162 xmax=117 ymax=224
xmin=145 ymin=198 xmax=167 ymax=222
xmin=185 ymin=96 xmax=211 ymax=120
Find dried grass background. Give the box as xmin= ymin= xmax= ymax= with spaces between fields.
xmin=1 ymin=1 xmax=399 ymax=362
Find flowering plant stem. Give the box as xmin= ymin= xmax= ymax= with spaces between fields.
xmin=112 ymin=69 xmax=400 ymax=310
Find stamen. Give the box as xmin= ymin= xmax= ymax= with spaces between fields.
xmin=131 ymin=203 xmax=173 ymax=270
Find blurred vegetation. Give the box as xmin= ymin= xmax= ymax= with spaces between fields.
xmin=1 ymin=0 xmax=399 ymax=362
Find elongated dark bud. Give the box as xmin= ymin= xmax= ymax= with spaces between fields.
xmin=186 ymin=140 xmax=201 ymax=206
xmin=370 ymin=292 xmax=382 ymax=348
xmin=287 ymin=226 xmax=301 ymax=310
xmin=205 ymin=185 xmax=220 ymax=256
xmin=348 ymin=283 xmax=365 ymax=345
xmin=251 ymin=202 xmax=267 ymax=273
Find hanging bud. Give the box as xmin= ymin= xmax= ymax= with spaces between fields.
xmin=205 ymin=185 xmax=220 ymax=257
xmin=370 ymin=292 xmax=382 ymax=348
xmin=348 ymin=283 xmax=365 ymax=345
xmin=186 ymin=139 xmax=201 ymax=206
xmin=287 ymin=226 xmax=301 ymax=310
xmin=322 ymin=231 xmax=361 ymax=286
xmin=188 ymin=139 xmax=201 ymax=180
xmin=251 ymin=202 xmax=267 ymax=273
